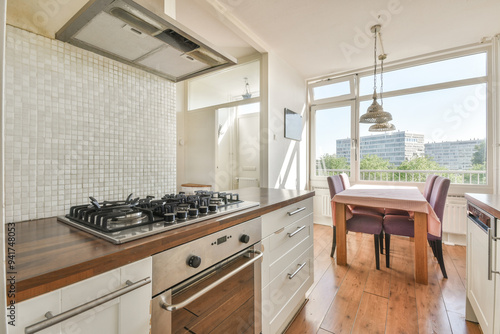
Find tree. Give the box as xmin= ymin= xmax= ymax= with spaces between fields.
xmin=397 ymin=156 xmax=448 ymax=182
xmin=360 ymin=154 xmax=392 ymax=170
xmin=360 ymin=155 xmax=393 ymax=181
xmin=397 ymin=156 xmax=444 ymax=171
xmin=471 ymin=141 xmax=486 ymax=166
xmin=316 ymin=153 xmax=349 ymax=175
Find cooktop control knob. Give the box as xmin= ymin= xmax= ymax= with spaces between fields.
xmin=240 ymin=234 xmax=250 ymax=244
xmin=188 ymin=255 xmax=202 ymax=268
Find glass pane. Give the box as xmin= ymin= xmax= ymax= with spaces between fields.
xmin=360 ymin=53 xmax=487 ymax=96
xmin=358 ymin=83 xmax=487 ymax=184
xmin=313 ymin=80 xmax=351 ymax=100
xmin=188 ymin=61 xmax=260 ymax=110
xmin=315 ymin=106 xmax=351 ymax=176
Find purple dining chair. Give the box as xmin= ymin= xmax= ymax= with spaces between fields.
xmin=385 ymin=174 xmax=438 ymax=216
xmin=339 ymin=172 xmax=385 ymax=254
xmin=328 ymin=174 xmax=383 ymax=270
xmin=383 ymin=176 xmax=451 ymax=278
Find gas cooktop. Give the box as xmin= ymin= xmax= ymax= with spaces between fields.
xmin=57 ymin=191 xmax=260 ymax=244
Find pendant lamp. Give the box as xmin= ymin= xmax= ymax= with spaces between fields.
xmin=359 ymin=25 xmax=396 ymax=132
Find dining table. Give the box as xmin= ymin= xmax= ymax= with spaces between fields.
xmin=332 ymin=184 xmax=441 ymax=285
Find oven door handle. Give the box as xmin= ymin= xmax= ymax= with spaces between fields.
xmin=160 ymin=249 xmax=263 ymax=312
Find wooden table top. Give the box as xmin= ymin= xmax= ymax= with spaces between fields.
xmin=6 ymin=187 xmax=314 ymax=303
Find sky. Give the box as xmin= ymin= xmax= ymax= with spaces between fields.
xmin=315 ymin=52 xmax=487 ymax=156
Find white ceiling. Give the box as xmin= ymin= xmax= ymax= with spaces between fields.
xmin=177 ymin=0 xmax=500 ymax=80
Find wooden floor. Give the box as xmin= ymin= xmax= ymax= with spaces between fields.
xmin=285 ymin=224 xmax=482 ymax=334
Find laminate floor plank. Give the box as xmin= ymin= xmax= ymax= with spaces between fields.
xmin=286 ymin=228 xmax=361 ymax=334
xmin=351 ymin=292 xmax=388 ymax=334
xmin=415 ymin=247 xmax=452 ymax=334
xmin=445 ymin=244 xmax=467 ymax=287
xmin=313 ymin=224 xmax=331 ymax=258
xmin=386 ymin=236 xmax=419 ymax=334
xmin=320 ymin=237 xmax=375 ymax=334
xmin=437 ymin=246 xmax=466 ymax=315
xmin=316 ymin=329 xmax=333 ymax=334
xmin=284 ymin=225 xmax=481 ymax=334
xmin=448 ymin=310 xmax=483 ymax=334
xmin=364 ymin=263 xmax=391 ymax=298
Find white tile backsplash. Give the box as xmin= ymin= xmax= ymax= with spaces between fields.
xmin=4 ymin=26 xmax=176 ymax=222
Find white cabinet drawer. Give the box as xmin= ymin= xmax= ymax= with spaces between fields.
xmin=262 ymin=246 xmax=314 ymax=332
xmin=262 ymin=198 xmax=313 ymax=238
xmin=262 ymin=214 xmax=313 ymax=287
xmin=12 ymin=258 xmax=152 ymax=334
xmin=9 ymin=290 xmax=61 ymax=334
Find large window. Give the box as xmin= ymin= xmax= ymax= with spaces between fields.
xmin=310 ymin=47 xmax=491 ymax=191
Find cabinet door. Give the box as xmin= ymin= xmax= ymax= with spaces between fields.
xmin=9 ymin=290 xmax=61 ymax=334
xmin=60 ymin=268 xmax=122 ymax=334
xmin=59 ymin=258 xmax=152 ymax=334
xmin=119 ymin=257 xmax=152 ymax=334
xmin=467 ymin=218 xmax=495 ymax=334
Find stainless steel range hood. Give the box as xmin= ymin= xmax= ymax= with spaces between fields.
xmin=56 ymin=0 xmax=237 ymax=82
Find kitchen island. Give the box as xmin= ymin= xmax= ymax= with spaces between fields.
xmin=6 ymin=187 xmax=314 ymax=304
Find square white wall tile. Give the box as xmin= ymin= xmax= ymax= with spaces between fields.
xmin=4 ymin=26 xmax=176 ymax=222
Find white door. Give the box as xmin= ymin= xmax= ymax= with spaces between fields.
xmin=236 ymin=106 xmax=260 ymax=189
xmin=215 ymin=103 xmax=260 ymax=191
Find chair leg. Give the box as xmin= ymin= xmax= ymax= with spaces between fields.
xmin=385 ymin=234 xmax=391 ymax=268
xmin=374 ymin=234 xmax=380 ymax=270
xmin=435 ymin=240 xmax=448 ymax=279
xmin=429 ymin=240 xmax=437 ymax=258
xmin=379 ymin=231 xmax=384 ymax=254
xmin=331 ymin=226 xmax=337 ymax=258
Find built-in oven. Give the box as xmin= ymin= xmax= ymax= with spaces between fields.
xmin=151 ymin=217 xmax=263 ymax=333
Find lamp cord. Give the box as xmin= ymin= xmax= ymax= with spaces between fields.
xmin=380 ymin=55 xmax=384 ymax=107
xmin=373 ymin=29 xmax=377 ymax=95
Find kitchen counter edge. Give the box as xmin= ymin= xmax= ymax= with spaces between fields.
xmin=465 ymin=193 xmax=500 ymax=218
xmin=6 ymin=188 xmax=315 ymax=303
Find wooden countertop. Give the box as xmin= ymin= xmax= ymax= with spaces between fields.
xmin=465 ymin=193 xmax=500 ymax=218
xmin=6 ymin=188 xmax=314 ymax=303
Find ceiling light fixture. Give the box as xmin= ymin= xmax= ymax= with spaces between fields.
xmin=359 ymin=24 xmax=396 ymax=132
xmin=242 ymin=77 xmax=252 ymax=99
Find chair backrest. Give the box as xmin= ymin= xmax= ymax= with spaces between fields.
xmin=339 ymin=173 xmax=351 ymax=189
xmin=423 ymin=174 xmax=438 ymax=202
xmin=327 ymin=175 xmax=345 ymax=199
xmin=428 ymin=176 xmax=451 ymax=225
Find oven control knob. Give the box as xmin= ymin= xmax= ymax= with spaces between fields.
xmin=240 ymin=234 xmax=250 ymax=244
xmin=188 ymin=255 xmax=202 ymax=268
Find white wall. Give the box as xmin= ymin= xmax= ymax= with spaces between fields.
xmin=264 ymin=52 xmax=307 ymax=190
xmin=1 ymin=0 xmax=7 ymax=331
xmin=3 ymin=26 xmax=177 ymax=222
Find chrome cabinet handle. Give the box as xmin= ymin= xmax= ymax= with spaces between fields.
xmin=287 ymin=207 xmax=306 ymax=216
xmin=25 ymin=278 xmax=151 ymax=334
xmin=488 ymin=228 xmax=500 ymax=280
xmin=288 ymin=225 xmax=306 ymax=238
xmin=288 ymin=262 xmax=307 ymax=279
xmin=160 ymin=250 xmax=263 ymax=312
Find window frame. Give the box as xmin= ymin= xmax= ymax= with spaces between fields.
xmin=309 ymin=44 xmax=494 ymax=194
xmin=308 ymin=74 xmax=356 ymax=104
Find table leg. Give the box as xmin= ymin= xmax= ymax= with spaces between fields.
xmin=414 ymin=212 xmax=428 ymax=285
xmin=335 ymin=202 xmax=347 ymax=265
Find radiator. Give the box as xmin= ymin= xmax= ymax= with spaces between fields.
xmin=236 ymin=177 xmax=259 ymax=189
xmin=322 ymin=195 xmax=332 ymax=216
xmin=442 ymin=196 xmax=467 ymax=235
xmin=319 ymin=193 xmax=467 ymax=235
